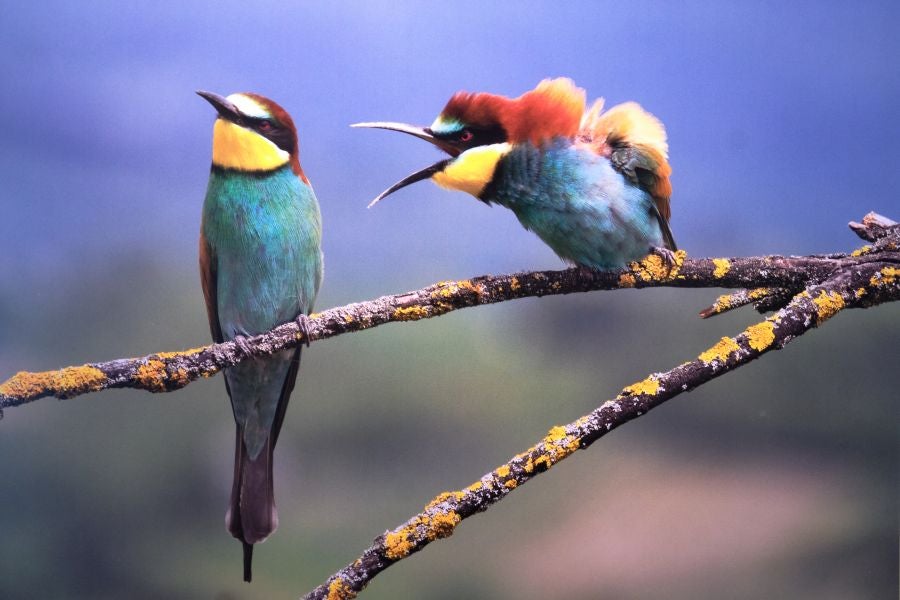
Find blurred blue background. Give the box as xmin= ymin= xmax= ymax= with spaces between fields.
xmin=1 ymin=2 xmax=897 ymax=598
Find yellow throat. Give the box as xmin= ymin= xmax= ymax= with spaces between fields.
xmin=211 ymin=119 xmax=289 ymax=172
xmin=432 ymin=143 xmax=511 ymax=197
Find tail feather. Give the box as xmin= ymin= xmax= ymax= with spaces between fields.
xmin=226 ymin=428 xmax=278 ymax=582
xmin=225 ymin=347 xmax=301 ymax=582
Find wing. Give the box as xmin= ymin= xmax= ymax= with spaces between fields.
xmin=610 ymin=144 xmax=677 ymax=251
xmin=271 ymin=347 xmax=302 ymax=446
xmin=581 ymin=100 xmax=676 ymax=251
xmin=199 ymin=230 xmax=224 ymax=344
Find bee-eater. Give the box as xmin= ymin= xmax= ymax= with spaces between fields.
xmin=355 ymin=78 xmax=676 ymax=268
xmin=197 ymin=91 xmax=323 ymax=582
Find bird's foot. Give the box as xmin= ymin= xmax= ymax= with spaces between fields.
xmin=649 ymin=246 xmax=678 ymax=268
xmin=232 ymin=334 xmax=253 ymax=357
xmin=295 ymin=313 xmax=314 ymax=347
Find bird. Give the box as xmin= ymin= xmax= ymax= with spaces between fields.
xmin=197 ymin=90 xmax=323 ymax=582
xmin=353 ymin=78 xmax=676 ymax=269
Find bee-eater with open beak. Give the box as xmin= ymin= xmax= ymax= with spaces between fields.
xmin=355 ymin=78 xmax=676 ymax=268
xmin=197 ymin=91 xmax=323 ymax=582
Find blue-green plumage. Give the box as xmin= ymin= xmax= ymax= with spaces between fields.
xmin=202 ymin=165 xmax=322 ymax=457
xmin=486 ymin=139 xmax=666 ymax=269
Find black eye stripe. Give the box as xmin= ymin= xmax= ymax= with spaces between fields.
xmin=433 ymin=124 xmax=507 ymax=149
xmin=247 ymin=116 xmax=279 ymax=130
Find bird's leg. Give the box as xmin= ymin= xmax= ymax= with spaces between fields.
xmin=232 ymin=334 xmax=254 ymax=357
xmin=295 ymin=313 xmax=314 ymax=348
xmin=649 ymin=246 xmax=678 ymax=269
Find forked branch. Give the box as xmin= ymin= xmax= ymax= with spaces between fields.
xmin=301 ymin=213 xmax=899 ymax=599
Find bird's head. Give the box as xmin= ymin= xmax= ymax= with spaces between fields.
xmin=354 ymin=78 xmax=586 ymax=206
xmin=197 ymin=91 xmax=306 ymax=180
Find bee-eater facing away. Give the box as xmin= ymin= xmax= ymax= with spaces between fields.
xmin=355 ymin=78 xmax=676 ymax=268
xmin=197 ymin=91 xmax=323 ymax=582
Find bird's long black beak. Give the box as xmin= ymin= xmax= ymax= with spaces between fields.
xmin=197 ymin=90 xmax=242 ymax=123
xmin=352 ymin=121 xmax=458 ymax=207
xmin=364 ymin=159 xmax=451 ymax=208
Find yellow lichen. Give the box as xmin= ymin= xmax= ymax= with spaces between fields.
xmin=536 ymin=425 xmax=581 ymax=465
xmin=466 ymin=481 xmax=484 ymax=493
xmin=712 ymin=258 xmax=731 ymax=278
xmin=812 ymin=290 xmax=845 ymax=323
xmin=426 ymin=492 xmax=456 ymax=509
xmin=618 ymin=272 xmax=637 ymax=287
xmin=870 ymin=266 xmax=899 ymax=287
xmin=0 ymin=365 xmax=107 ymax=400
xmin=749 ymin=288 xmax=770 ymax=300
xmin=156 ymin=346 xmax=205 ymax=359
xmin=392 ymin=306 xmax=429 ymax=321
xmin=744 ymin=321 xmax=776 ymax=352
xmin=709 ymin=293 xmax=733 ymax=313
xmin=456 ymin=279 xmax=481 ymax=295
xmin=427 ymin=511 xmax=461 ymax=539
xmin=850 ymin=245 xmax=872 ymax=257
xmin=698 ymin=336 xmax=741 ymax=364
xmin=437 ymin=285 xmax=455 ymax=299
xmin=510 ymin=277 xmax=521 ymax=291
xmin=343 ymin=314 xmax=354 ymax=323
xmin=623 ymin=375 xmax=661 ymax=396
xmin=495 ymin=465 xmax=511 ymax=478
xmin=135 ymin=359 xmax=169 ymax=392
xmin=326 ymin=577 xmax=356 ymax=600
xmin=629 ymin=249 xmax=686 ymax=282
xmin=171 ymin=368 xmax=190 ymax=387
xmin=505 ymin=480 xmax=518 ymax=489
xmin=433 ymin=279 xmax=481 ymax=299
xmin=546 ymin=425 xmax=567 ymax=441
xmin=855 ymin=288 xmax=867 ymax=299
xmin=384 ymin=529 xmax=415 ymax=559
xmin=383 ymin=502 xmax=462 ymax=560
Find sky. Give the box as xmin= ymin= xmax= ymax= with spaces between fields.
xmin=0 ymin=2 xmax=897 ymax=599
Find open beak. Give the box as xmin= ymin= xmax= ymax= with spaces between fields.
xmin=196 ymin=91 xmax=242 ymax=123
xmin=352 ymin=121 xmax=460 ymax=208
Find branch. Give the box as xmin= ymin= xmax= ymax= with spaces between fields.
xmin=300 ymin=221 xmax=899 ymax=600
xmin=2 ymin=212 xmax=897 ymax=410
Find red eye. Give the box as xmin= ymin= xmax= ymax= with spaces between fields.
xmin=258 ymin=120 xmax=273 ymax=131
xmin=459 ymin=130 xmax=474 ymax=142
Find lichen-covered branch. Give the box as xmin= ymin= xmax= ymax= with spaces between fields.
xmin=301 ymin=215 xmax=899 ymax=600
xmin=1 ymin=214 xmax=898 ymax=411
